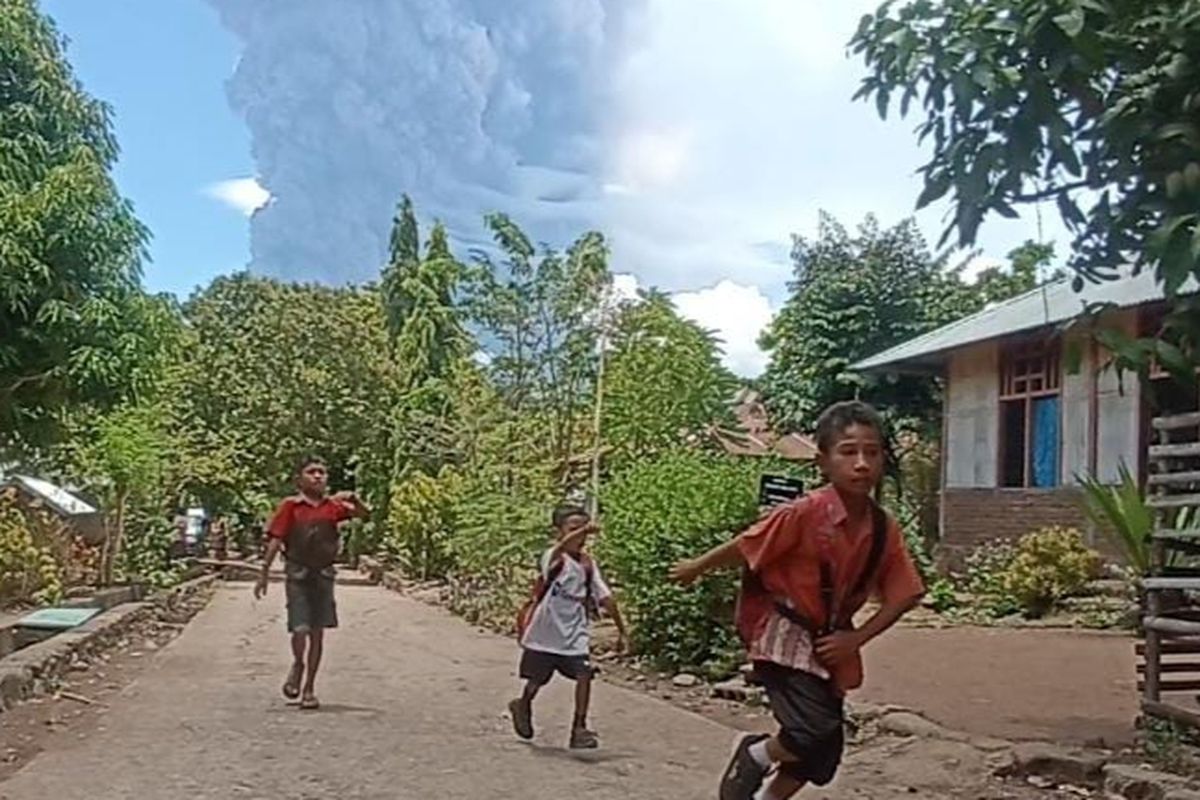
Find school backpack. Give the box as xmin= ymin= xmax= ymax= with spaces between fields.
xmin=285 ymin=517 xmax=341 ymax=571
xmin=734 ymin=499 xmax=888 ymax=647
xmin=515 ymin=553 xmax=597 ymax=640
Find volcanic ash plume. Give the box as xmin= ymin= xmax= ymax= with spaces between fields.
xmin=207 ymin=0 xmax=645 ymax=282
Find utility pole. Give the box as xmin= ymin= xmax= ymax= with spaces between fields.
xmin=589 ymin=284 xmax=615 ymax=519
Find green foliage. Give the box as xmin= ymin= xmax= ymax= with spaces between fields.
xmin=0 ymin=488 xmax=64 ymax=605
xmin=383 ymin=467 xmax=463 ymax=581
xmin=465 ymin=216 xmax=610 ymax=478
xmin=759 ymin=214 xmax=983 ymax=432
xmin=603 ymin=290 xmax=737 ymax=467
xmin=852 ymin=0 xmax=1200 ymax=378
xmin=1002 ymin=526 xmax=1100 ymax=618
xmin=596 ymin=450 xmax=770 ymax=670
xmin=0 ymin=0 xmax=158 ymax=453
xmin=963 ymin=539 xmax=1023 ymax=618
xmin=177 ymin=274 xmax=398 ymax=510
xmin=1078 ymin=464 xmax=1154 ymax=573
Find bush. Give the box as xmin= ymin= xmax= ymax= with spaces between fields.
xmin=961 ymin=528 xmax=1100 ymax=619
xmin=382 ymin=468 xmax=464 ymax=580
xmin=596 ymin=450 xmax=790 ymax=670
xmin=962 ymin=539 xmax=1022 ymax=618
xmin=0 ymin=490 xmax=64 ymax=605
xmin=1001 ymin=526 xmax=1100 ymax=618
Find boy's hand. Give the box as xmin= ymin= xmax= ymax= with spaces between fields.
xmin=668 ymin=558 xmax=704 ymax=586
xmin=615 ymin=632 xmax=631 ymax=656
xmin=815 ymin=630 xmax=866 ymax=665
xmin=332 ymin=490 xmax=359 ymax=505
xmin=254 ymin=574 xmax=269 ymax=600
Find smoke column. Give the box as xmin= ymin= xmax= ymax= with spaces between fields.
xmin=207 ymin=0 xmax=644 ymax=282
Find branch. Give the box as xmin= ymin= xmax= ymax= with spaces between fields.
xmin=0 ymin=368 xmax=59 ymax=397
xmin=1012 ymin=180 xmax=1090 ymax=202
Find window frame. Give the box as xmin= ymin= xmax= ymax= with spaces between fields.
xmin=997 ymin=336 xmax=1063 ymax=489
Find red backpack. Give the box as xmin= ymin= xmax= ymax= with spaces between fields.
xmin=515 ymin=553 xmax=596 ymax=640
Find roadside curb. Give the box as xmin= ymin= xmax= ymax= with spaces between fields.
xmin=0 ymin=574 xmax=217 ymax=712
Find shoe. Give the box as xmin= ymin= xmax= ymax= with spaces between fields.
xmin=719 ymin=733 xmax=769 ymax=800
xmin=569 ymin=726 xmax=599 ymax=749
xmin=508 ymin=698 xmax=534 ymax=740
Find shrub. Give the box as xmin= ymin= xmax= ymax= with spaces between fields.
xmin=962 ymin=539 xmax=1022 ymax=618
xmin=596 ymin=450 xmax=793 ymax=670
xmin=1001 ymin=526 xmax=1100 ymax=618
xmin=0 ymin=491 xmax=64 ymax=605
xmin=382 ymin=467 xmax=464 ymax=580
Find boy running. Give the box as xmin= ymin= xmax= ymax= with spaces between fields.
xmin=670 ymin=401 xmax=925 ymax=800
xmin=254 ymin=456 xmax=369 ymax=710
xmin=508 ymin=504 xmax=629 ymax=749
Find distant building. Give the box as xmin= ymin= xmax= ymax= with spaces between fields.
xmin=0 ymin=474 xmax=105 ymax=545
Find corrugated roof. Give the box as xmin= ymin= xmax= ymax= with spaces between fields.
xmin=2 ymin=476 xmax=96 ymax=517
xmin=854 ymin=266 xmax=1187 ymax=372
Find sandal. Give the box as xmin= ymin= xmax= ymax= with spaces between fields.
xmin=299 ymin=694 xmax=320 ymax=711
xmin=282 ymin=663 xmax=303 ymax=700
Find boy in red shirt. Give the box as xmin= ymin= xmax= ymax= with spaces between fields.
xmin=671 ymin=401 xmax=925 ymax=800
xmin=254 ymin=456 xmax=369 ymax=710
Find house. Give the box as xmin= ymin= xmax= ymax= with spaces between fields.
xmin=708 ymin=388 xmax=819 ymax=461
xmin=0 ymin=474 xmax=105 ymax=545
xmin=854 ymin=266 xmax=1196 ymax=562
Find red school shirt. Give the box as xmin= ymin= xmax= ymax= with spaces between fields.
xmin=735 ymin=485 xmax=925 ymax=692
xmin=266 ymin=495 xmax=355 ymax=542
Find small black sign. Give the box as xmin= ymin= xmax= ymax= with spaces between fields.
xmin=759 ymin=474 xmax=803 ymax=508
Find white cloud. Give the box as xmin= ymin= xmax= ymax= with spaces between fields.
xmin=672 ymin=280 xmax=774 ymax=378
xmin=205 ymin=177 xmax=271 ymax=217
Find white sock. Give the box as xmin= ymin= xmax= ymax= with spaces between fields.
xmin=748 ymin=739 xmax=772 ymax=769
xmin=753 ymin=784 xmax=781 ymax=800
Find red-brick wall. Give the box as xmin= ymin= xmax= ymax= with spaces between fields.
xmin=938 ymin=487 xmax=1119 ymax=567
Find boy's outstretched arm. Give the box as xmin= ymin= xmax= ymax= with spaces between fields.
xmin=669 ymin=539 xmax=747 ymax=586
xmin=255 ymin=537 xmax=282 ymax=599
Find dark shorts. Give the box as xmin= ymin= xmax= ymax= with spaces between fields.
xmin=753 ymin=660 xmax=845 ymax=786
xmin=519 ymin=649 xmax=596 ymax=687
xmin=285 ymin=563 xmax=338 ymax=632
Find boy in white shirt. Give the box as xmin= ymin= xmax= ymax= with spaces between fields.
xmin=509 ymin=504 xmax=629 ymax=749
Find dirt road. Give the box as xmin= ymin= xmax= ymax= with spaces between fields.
xmin=0 ymin=584 xmax=1042 ymax=799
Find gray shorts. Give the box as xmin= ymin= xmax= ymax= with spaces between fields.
xmin=285 ymin=563 xmax=338 ymax=632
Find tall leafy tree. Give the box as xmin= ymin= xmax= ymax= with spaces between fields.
xmin=851 ymin=0 xmax=1200 ymax=379
xmin=759 ymin=214 xmax=973 ymax=431
xmin=0 ymin=0 xmax=156 ymax=453
xmin=602 ymin=289 xmax=737 ymax=465
xmin=177 ymin=274 xmax=398 ymax=511
xmin=465 ymin=215 xmax=610 ymax=478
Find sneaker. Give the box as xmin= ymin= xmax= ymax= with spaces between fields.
xmin=719 ymin=733 xmax=769 ymax=800
xmin=508 ymin=698 xmax=534 ymax=740
xmin=569 ymin=726 xmax=599 ymax=750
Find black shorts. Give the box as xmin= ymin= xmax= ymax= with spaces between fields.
xmin=753 ymin=660 xmax=845 ymax=786
xmin=519 ymin=649 xmax=595 ymax=687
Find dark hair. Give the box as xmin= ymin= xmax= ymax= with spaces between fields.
xmin=814 ymin=401 xmax=885 ymax=452
xmin=551 ymin=504 xmax=589 ymax=530
xmin=293 ymin=454 xmax=327 ymax=478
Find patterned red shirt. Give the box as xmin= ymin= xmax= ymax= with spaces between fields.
xmin=737 ymin=485 xmax=924 ymax=691
xmin=266 ymin=495 xmax=354 ymax=541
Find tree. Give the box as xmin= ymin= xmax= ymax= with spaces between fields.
xmin=0 ymin=0 xmax=155 ymax=454
xmin=465 ymin=215 xmax=610 ymax=480
xmin=177 ymin=274 xmax=399 ymax=512
xmin=851 ymin=0 xmax=1200 ymax=378
xmin=602 ymin=289 xmax=737 ymax=465
xmin=759 ymin=214 xmax=972 ymax=431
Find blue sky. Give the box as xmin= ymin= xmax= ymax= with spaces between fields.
xmin=42 ymin=0 xmax=253 ymax=299
xmin=41 ymin=0 xmax=1066 ymax=376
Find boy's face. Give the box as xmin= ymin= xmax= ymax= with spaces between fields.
xmin=297 ymin=462 xmax=328 ymax=496
xmin=818 ymin=423 xmax=884 ymax=497
xmin=557 ymin=513 xmax=591 ymax=551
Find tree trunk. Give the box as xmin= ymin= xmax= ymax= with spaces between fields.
xmin=102 ymin=489 xmax=129 ymax=587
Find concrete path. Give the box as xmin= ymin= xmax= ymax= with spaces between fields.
xmin=0 ymin=585 xmax=1038 ymax=799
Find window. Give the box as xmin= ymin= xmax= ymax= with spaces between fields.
xmin=999 ymin=338 xmax=1061 ymax=488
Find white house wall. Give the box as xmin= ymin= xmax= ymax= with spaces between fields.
xmin=1094 ymin=310 xmax=1141 ymax=483
xmin=942 ymin=310 xmax=1143 ymax=489
xmin=945 ymin=342 xmax=999 ymax=488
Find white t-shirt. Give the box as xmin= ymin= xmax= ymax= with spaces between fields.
xmin=519 ymin=549 xmax=612 ymax=657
